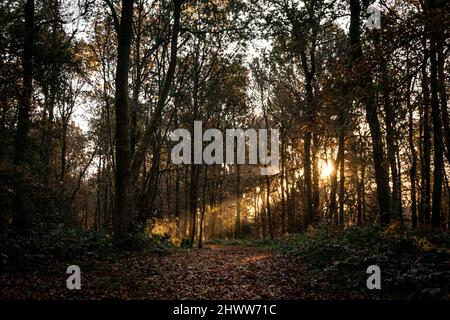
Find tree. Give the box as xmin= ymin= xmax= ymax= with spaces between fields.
xmin=13 ymin=0 xmax=35 ymax=233
xmin=112 ymin=0 xmax=135 ymax=240
xmin=349 ymin=0 xmax=391 ymax=224
xmin=427 ymin=0 xmax=444 ymax=228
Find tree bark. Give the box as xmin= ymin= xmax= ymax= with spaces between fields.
xmin=349 ymin=0 xmax=391 ymax=224
xmin=198 ymin=166 xmax=208 ymax=248
xmin=303 ymin=131 xmax=313 ymax=228
xmin=407 ymin=72 xmax=418 ymax=228
xmin=189 ymin=164 xmax=200 ymax=244
xmin=300 ymin=48 xmax=315 ymax=228
xmin=382 ymin=68 xmax=400 ymax=220
xmin=312 ymin=132 xmax=320 ymax=221
xmin=280 ymin=134 xmax=287 ymax=234
xmin=235 ymin=164 xmax=241 ymax=238
xmin=429 ymin=26 xmax=443 ymax=228
xmin=131 ymin=0 xmax=183 ymax=179
xmin=14 ymin=0 xmax=34 ymax=166
xmin=338 ymin=129 xmax=345 ymax=227
xmin=265 ymin=175 xmax=274 ymax=239
xmin=113 ymin=0 xmax=134 ymax=240
xmin=13 ymin=0 xmax=34 ymax=233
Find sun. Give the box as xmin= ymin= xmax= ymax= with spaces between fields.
xmin=321 ymin=161 xmax=333 ymax=178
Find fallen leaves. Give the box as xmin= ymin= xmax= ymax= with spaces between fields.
xmin=0 ymin=245 xmax=309 ymax=300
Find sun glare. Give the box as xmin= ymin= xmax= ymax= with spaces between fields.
xmin=321 ymin=161 xmax=333 ymax=178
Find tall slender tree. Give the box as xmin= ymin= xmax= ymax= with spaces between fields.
xmin=113 ymin=0 xmax=135 ymax=240
xmin=13 ymin=0 xmax=35 ymax=233
xmin=349 ymin=0 xmax=391 ymax=224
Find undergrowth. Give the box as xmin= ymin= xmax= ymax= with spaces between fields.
xmin=271 ymin=223 xmax=450 ymax=299
xmin=205 ymin=238 xmax=271 ymax=247
xmin=0 ymin=222 xmax=174 ymax=272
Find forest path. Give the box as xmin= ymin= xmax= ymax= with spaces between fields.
xmin=143 ymin=245 xmax=308 ymax=299
xmin=0 ymin=245 xmax=310 ymax=299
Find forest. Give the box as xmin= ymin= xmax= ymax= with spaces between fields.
xmin=0 ymin=0 xmax=450 ymax=300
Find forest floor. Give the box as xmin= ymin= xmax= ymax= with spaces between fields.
xmin=0 ymin=245 xmax=315 ymax=300
xmin=2 ymin=225 xmax=449 ymax=299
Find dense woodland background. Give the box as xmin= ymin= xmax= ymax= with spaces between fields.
xmin=0 ymin=0 xmax=450 ymax=300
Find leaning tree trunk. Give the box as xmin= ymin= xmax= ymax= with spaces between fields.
xmin=131 ymin=0 xmax=183 ymax=179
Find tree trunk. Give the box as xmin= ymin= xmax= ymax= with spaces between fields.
xmin=175 ymin=167 xmax=181 ymax=238
xmin=113 ymin=0 xmax=134 ymax=240
xmin=356 ymin=165 xmax=362 ymax=225
xmin=437 ymin=32 xmax=450 ymax=164
xmin=303 ymin=131 xmax=313 ymax=228
xmin=198 ymin=166 xmax=208 ymax=248
xmin=361 ymin=159 xmax=366 ymax=222
xmin=182 ymin=165 xmax=189 ymax=239
xmin=189 ymin=164 xmax=200 ymax=244
xmin=280 ymin=134 xmax=287 ymax=234
xmin=41 ymin=83 xmax=55 ymax=189
xmin=13 ymin=0 xmax=34 ymax=233
xmin=382 ymin=69 xmax=400 ymax=220
xmin=265 ymin=175 xmax=274 ymax=240
xmin=420 ymin=34 xmax=432 ymax=225
xmin=407 ymin=73 xmax=418 ymax=228
xmin=349 ymin=0 xmax=391 ymax=224
xmin=300 ymin=47 xmax=316 ymax=228
xmin=14 ymin=0 xmax=34 ymax=166
xmin=130 ymin=2 xmax=144 ymax=155
xmin=329 ymin=111 xmax=345 ymax=225
xmin=338 ymin=129 xmax=345 ymax=227
xmin=131 ymin=0 xmax=183 ymax=179
xmin=235 ymin=165 xmax=241 ymax=238
xmin=312 ymin=132 xmax=320 ymax=221
xmin=429 ymin=27 xmax=443 ymax=228
xmin=261 ymin=178 xmax=267 ymax=238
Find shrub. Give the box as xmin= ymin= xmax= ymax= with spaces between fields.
xmin=271 ymin=224 xmax=450 ymax=299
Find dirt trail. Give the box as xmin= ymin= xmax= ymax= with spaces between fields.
xmin=0 ymin=245 xmax=309 ymax=299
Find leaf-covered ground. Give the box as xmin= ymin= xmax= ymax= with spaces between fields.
xmin=0 ymin=245 xmax=311 ymax=300
xmin=2 ymin=225 xmax=449 ymax=300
